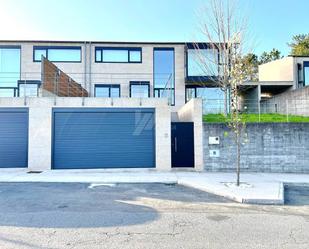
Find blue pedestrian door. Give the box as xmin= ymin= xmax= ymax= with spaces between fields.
xmin=0 ymin=108 xmax=28 ymax=168
xmin=171 ymin=122 xmax=194 ymax=168
xmin=52 ymin=108 xmax=155 ymax=169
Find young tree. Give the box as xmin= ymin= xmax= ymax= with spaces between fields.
xmin=229 ymin=54 xmax=252 ymax=186
xmin=194 ymin=0 xmax=253 ymax=185
xmin=193 ymin=0 xmax=249 ymax=116
xmin=288 ymin=34 xmax=309 ymax=56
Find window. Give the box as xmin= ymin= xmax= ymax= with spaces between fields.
xmin=130 ymin=81 xmax=150 ymax=98
xmin=187 ymin=48 xmax=219 ymax=77
xmin=304 ymin=62 xmax=309 ymax=86
xmin=0 ymin=88 xmax=17 ymax=97
xmin=153 ymin=48 xmax=175 ymax=105
xmin=95 ymin=47 xmax=142 ymax=63
xmin=186 ymin=86 xmax=226 ymax=113
xmin=94 ymin=84 xmax=120 ymax=97
xmin=0 ymin=46 xmax=20 ymax=97
xmin=18 ymin=81 xmax=40 ymax=97
xmin=33 ymin=46 xmax=81 ymax=62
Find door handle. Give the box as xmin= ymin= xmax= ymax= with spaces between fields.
xmin=175 ymin=137 xmax=177 ymax=152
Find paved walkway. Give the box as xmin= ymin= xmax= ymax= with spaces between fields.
xmin=0 ymin=169 xmax=308 ymax=204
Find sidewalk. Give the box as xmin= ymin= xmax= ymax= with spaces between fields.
xmin=0 ymin=169 xmax=308 ymax=204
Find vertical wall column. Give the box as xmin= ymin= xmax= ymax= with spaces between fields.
xmin=28 ymin=105 xmax=52 ymax=171
xmin=177 ymin=98 xmax=203 ymax=171
xmin=155 ymin=106 xmax=172 ymax=170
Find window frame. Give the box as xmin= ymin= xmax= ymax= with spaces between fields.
xmin=185 ymin=43 xmax=220 ymax=83
xmin=185 ymin=86 xmax=197 ymax=102
xmin=0 ymin=46 xmax=21 ymax=97
xmin=129 ymin=81 xmax=150 ymax=98
xmin=33 ymin=46 xmax=82 ymax=63
xmin=17 ymin=80 xmax=41 ymax=97
xmin=94 ymin=84 xmax=121 ymax=97
xmin=303 ymin=61 xmax=309 ymax=87
xmin=95 ymin=47 xmax=142 ymax=63
xmin=153 ymin=47 xmax=175 ymax=105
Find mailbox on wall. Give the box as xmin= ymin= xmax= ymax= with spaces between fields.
xmin=209 ymin=136 xmax=220 ymax=145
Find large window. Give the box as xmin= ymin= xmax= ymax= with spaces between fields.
xmin=130 ymin=81 xmax=150 ymax=98
xmin=186 ymin=86 xmax=226 ymax=113
xmin=153 ymin=48 xmax=175 ymax=105
xmin=33 ymin=46 xmax=81 ymax=62
xmin=304 ymin=62 xmax=309 ymax=86
xmin=95 ymin=47 xmax=142 ymax=63
xmin=94 ymin=84 xmax=120 ymax=97
xmin=0 ymin=46 xmax=20 ymax=97
xmin=187 ymin=48 xmax=219 ymax=77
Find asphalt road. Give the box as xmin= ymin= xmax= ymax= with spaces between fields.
xmin=0 ymin=182 xmax=308 ymax=249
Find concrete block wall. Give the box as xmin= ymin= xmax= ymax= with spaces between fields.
xmin=203 ymin=123 xmax=309 ymax=173
xmin=260 ymin=86 xmax=309 ymax=116
xmin=0 ymin=97 xmax=172 ymax=171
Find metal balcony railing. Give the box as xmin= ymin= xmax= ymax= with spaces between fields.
xmin=0 ymin=71 xmax=175 ymax=105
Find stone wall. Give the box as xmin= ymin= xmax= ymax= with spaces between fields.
xmin=204 ymin=123 xmax=309 ymax=173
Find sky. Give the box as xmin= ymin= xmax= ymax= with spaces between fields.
xmin=0 ymin=0 xmax=308 ymax=56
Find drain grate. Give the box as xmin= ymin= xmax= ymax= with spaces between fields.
xmin=27 ymin=171 xmax=43 ymax=174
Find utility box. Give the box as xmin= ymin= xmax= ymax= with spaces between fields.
xmin=209 ymin=149 xmax=220 ymax=157
xmin=209 ymin=136 xmax=220 ymax=145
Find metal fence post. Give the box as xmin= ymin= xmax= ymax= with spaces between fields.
xmin=286 ymin=99 xmax=289 ymax=122
xmin=54 ymin=71 xmax=58 ymax=106
xmin=23 ymin=73 xmax=27 ymax=106
xmin=258 ymin=98 xmax=261 ymax=122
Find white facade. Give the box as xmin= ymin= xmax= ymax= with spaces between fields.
xmin=0 ymin=40 xmax=188 ymax=111
xmin=0 ymin=40 xmax=204 ymax=171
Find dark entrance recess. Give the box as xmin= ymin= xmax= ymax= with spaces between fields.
xmin=171 ymin=122 xmax=194 ymax=168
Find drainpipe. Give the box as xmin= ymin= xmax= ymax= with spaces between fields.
xmin=89 ymin=42 xmax=92 ymax=96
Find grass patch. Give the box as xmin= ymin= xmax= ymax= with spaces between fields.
xmin=203 ymin=113 xmax=309 ymax=123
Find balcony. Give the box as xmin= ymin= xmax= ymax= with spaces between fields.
xmin=0 ymin=58 xmax=175 ymax=106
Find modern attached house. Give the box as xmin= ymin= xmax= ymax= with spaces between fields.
xmin=0 ymin=40 xmax=226 ymax=171
xmin=241 ymin=56 xmax=309 ymax=115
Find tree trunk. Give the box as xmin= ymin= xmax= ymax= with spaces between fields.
xmin=236 ymin=125 xmax=241 ymax=186
xmin=224 ymin=88 xmax=228 ymax=116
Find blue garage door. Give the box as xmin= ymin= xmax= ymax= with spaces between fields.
xmin=0 ymin=108 xmax=28 ymax=168
xmin=52 ymin=108 xmax=155 ymax=169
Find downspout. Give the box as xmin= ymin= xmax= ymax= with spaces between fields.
xmin=89 ymin=41 xmax=92 ymax=96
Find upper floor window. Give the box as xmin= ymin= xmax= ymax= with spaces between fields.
xmin=94 ymin=84 xmax=120 ymax=97
xmin=304 ymin=61 xmax=309 ymax=86
xmin=95 ymin=47 xmax=142 ymax=63
xmin=0 ymin=46 xmax=20 ymax=97
xmin=187 ymin=48 xmax=219 ymax=77
xmin=153 ymin=48 xmax=175 ymax=105
xmin=33 ymin=46 xmax=81 ymax=62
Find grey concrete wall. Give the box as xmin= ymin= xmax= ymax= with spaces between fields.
xmin=259 ymin=57 xmax=294 ymax=84
xmin=260 ymin=86 xmax=309 ymax=116
xmin=204 ymin=123 xmax=309 ymax=173
xmin=240 ymin=85 xmax=260 ymax=113
xmin=0 ymin=97 xmax=171 ymax=171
